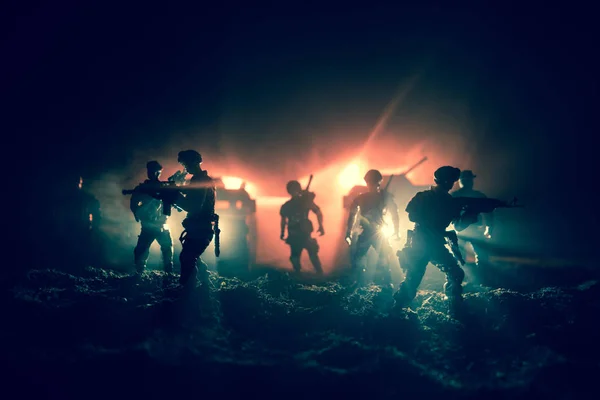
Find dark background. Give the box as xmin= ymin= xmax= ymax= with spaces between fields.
xmin=4 ymin=3 xmax=597 ymax=261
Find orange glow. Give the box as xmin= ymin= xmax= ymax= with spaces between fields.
xmin=216 ymin=200 xmax=230 ymax=210
xmin=221 ymin=176 xmax=243 ymax=189
xmin=337 ymin=163 xmax=363 ymax=191
xmin=220 ymin=176 xmax=258 ymax=198
xmin=255 ymin=196 xmax=289 ymax=207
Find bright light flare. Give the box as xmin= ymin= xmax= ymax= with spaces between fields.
xmin=338 ymin=163 xmax=364 ymax=191
xmin=221 ymin=176 xmax=243 ymax=189
xmin=220 ymin=176 xmax=258 ymax=198
xmin=381 ymin=221 xmax=394 ymax=238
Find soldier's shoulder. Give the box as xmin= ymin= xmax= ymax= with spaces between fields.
xmin=354 ymin=191 xmax=369 ymax=201
xmin=280 ymin=199 xmax=293 ymax=213
xmin=413 ymin=189 xmax=431 ymax=198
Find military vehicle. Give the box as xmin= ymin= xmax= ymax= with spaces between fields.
xmin=205 ymin=178 xmax=257 ymax=278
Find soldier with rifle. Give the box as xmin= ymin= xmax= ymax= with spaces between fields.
xmin=126 ymin=161 xmax=175 ymax=275
xmin=393 ymin=166 xmax=466 ymax=316
xmin=393 ymin=166 xmax=522 ymax=316
xmin=174 ymin=150 xmax=219 ymax=287
xmin=122 ymin=152 xmax=219 ymax=287
xmin=280 ymin=175 xmax=325 ymax=274
xmin=345 ymin=169 xmax=400 ymax=287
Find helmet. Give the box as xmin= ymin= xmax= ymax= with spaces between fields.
xmin=146 ymin=160 xmax=163 ymax=172
xmin=434 ymin=166 xmax=461 ymax=183
xmin=364 ymin=169 xmax=383 ymax=184
xmin=459 ymin=170 xmax=476 ymax=180
xmin=286 ymin=180 xmax=302 ymax=195
xmin=177 ymin=150 xmax=202 ymax=165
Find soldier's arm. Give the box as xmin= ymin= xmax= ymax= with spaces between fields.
xmin=130 ymin=187 xmax=141 ymax=215
xmin=310 ymin=202 xmax=324 ymax=231
xmin=346 ymin=198 xmax=359 ymax=236
xmin=386 ymin=194 xmax=400 ymax=235
xmin=405 ymin=193 xmax=423 ymax=223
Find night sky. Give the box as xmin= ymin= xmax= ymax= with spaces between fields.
xmin=6 ymin=4 xmax=597 ymax=260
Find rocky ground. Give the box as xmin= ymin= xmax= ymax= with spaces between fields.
xmin=2 ymin=267 xmax=599 ymax=399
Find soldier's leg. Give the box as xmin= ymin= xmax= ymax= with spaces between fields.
xmin=179 ymin=232 xmax=212 ymax=286
xmin=289 ymin=241 xmax=303 ymax=273
xmin=133 ymin=228 xmax=157 ymax=274
xmin=470 ymin=240 xmax=494 ymax=286
xmin=305 ymin=238 xmax=323 ymax=275
xmin=156 ymin=229 xmax=174 ymax=273
xmin=394 ymin=251 xmax=429 ymax=308
xmin=351 ymin=235 xmax=372 ymax=284
xmin=374 ymin=237 xmax=393 ymax=286
xmin=435 ymin=249 xmax=466 ymax=313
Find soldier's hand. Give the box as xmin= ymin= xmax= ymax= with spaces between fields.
xmin=344 ymin=234 xmax=352 ymax=246
xmin=318 ymin=226 xmax=325 ymax=236
xmin=280 ymin=233 xmax=285 ymax=241
xmin=484 ymin=226 xmax=493 ymax=239
xmin=391 ymin=232 xmax=401 ymax=241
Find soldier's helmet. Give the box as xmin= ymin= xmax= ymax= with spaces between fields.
xmin=364 ymin=169 xmax=383 ymax=184
xmin=459 ymin=170 xmax=476 ymax=180
xmin=177 ymin=150 xmax=203 ymax=165
xmin=434 ymin=166 xmax=461 ymax=183
xmin=146 ymin=160 xmax=163 ymax=172
xmin=286 ymin=180 xmax=302 ymax=195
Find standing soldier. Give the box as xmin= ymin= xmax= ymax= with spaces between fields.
xmin=280 ymin=180 xmax=325 ymax=274
xmin=393 ymin=166 xmax=467 ymax=316
xmin=345 ymin=169 xmax=399 ymax=287
xmin=451 ymin=170 xmax=494 ymax=284
xmin=174 ymin=150 xmax=217 ymax=287
xmin=130 ymin=161 xmax=174 ymax=275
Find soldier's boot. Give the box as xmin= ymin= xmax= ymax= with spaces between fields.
xmin=162 ymin=247 xmax=174 ymax=274
xmin=391 ymin=288 xmax=418 ymax=319
xmin=133 ymin=245 xmax=150 ymax=275
xmin=308 ymin=253 xmax=324 ymax=275
xmin=290 ymin=256 xmax=302 ymax=274
xmin=197 ymin=258 xmax=210 ymax=287
xmin=376 ymin=264 xmax=393 ymax=289
xmin=134 ymin=261 xmax=146 ymax=276
xmin=179 ymin=250 xmax=198 ymax=287
xmin=444 ymin=268 xmax=466 ymax=318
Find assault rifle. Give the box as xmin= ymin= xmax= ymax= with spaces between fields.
xmin=453 ymin=196 xmax=523 ymax=231
xmin=122 ymin=181 xmax=183 ymax=216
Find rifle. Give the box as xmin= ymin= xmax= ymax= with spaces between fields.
xmin=168 ymin=169 xmax=188 ymax=186
xmin=401 ymin=156 xmax=428 ymax=176
xmin=453 ymin=196 xmax=523 ymax=232
xmin=302 ymin=174 xmax=315 ymax=202
xmin=454 ymin=196 xmax=523 ymax=213
xmin=122 ymin=182 xmax=183 ymax=216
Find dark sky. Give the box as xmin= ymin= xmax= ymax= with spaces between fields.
xmin=5 ymin=4 xmax=598 ymax=258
